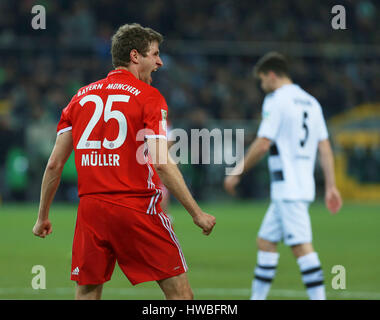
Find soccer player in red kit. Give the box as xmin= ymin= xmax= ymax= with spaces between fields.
xmin=32 ymin=23 xmax=216 ymax=300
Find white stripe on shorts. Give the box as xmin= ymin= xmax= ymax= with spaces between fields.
xmin=158 ymin=213 xmax=188 ymax=271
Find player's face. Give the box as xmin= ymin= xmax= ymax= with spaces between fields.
xmin=258 ymin=72 xmax=274 ymax=93
xmin=139 ymin=41 xmax=163 ymax=85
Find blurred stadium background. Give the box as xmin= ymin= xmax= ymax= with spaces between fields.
xmin=0 ymin=0 xmax=379 ymax=299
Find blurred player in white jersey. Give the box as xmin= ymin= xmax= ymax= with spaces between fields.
xmin=224 ymin=52 xmax=342 ymax=300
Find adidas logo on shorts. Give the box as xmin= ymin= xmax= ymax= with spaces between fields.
xmin=72 ymin=267 xmax=80 ymax=275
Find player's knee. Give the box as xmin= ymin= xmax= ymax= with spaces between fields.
xmin=291 ymin=243 xmax=314 ymax=258
xmin=257 ymin=237 xmax=277 ymax=252
xmin=75 ymin=284 xmax=103 ymax=300
xmin=160 ymin=274 xmax=193 ymax=300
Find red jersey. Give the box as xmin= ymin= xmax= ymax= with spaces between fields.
xmin=57 ymin=69 xmax=168 ymax=214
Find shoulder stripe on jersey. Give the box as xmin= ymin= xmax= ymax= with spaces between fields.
xmin=146 ymin=162 xmax=156 ymax=189
xmin=146 ymin=189 xmax=161 ymax=215
xmin=147 ymin=162 xmax=153 ymax=188
xmin=146 ymin=190 xmax=159 ymax=214
xmin=151 ymin=190 xmax=161 ymax=215
xmin=57 ymin=126 xmax=72 ymax=136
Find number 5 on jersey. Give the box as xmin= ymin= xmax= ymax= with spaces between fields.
xmin=77 ymin=94 xmax=129 ymax=150
xmin=300 ymin=111 xmax=309 ymax=148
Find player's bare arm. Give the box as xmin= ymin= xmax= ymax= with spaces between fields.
xmin=224 ymin=137 xmax=271 ymax=196
xmin=147 ymin=137 xmax=216 ymax=235
xmin=318 ymin=139 xmax=343 ymax=214
xmin=33 ymin=131 xmax=73 ymax=238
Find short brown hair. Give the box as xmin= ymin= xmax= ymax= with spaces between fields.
xmin=253 ymin=51 xmax=290 ymax=78
xmin=111 ymin=23 xmax=163 ymax=68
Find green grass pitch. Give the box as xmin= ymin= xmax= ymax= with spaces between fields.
xmin=0 ymin=200 xmax=379 ymax=300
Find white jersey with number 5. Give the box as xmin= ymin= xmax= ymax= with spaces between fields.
xmin=257 ymin=84 xmax=328 ymax=201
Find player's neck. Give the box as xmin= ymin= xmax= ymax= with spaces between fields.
xmin=273 ymin=77 xmax=293 ymax=91
xmin=115 ymin=66 xmax=140 ymax=80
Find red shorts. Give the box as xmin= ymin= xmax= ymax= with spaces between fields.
xmin=70 ymin=196 xmax=188 ymax=285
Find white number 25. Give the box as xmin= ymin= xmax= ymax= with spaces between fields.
xmin=77 ymin=94 xmax=129 ymax=149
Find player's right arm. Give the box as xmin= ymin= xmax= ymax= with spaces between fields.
xmin=147 ymin=137 xmax=216 ymax=236
xmin=318 ymin=139 xmax=342 ymax=214
xmin=224 ymin=94 xmax=278 ymax=196
xmin=33 ymin=131 xmax=73 ymax=238
xmin=224 ymin=137 xmax=271 ymax=195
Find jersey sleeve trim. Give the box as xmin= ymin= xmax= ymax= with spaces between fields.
xmin=145 ymin=134 xmax=167 ymax=140
xmin=57 ymin=126 xmax=72 ymax=136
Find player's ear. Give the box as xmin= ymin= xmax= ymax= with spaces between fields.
xmin=130 ymin=49 xmax=139 ymax=64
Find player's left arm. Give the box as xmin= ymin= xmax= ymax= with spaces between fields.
xmin=33 ymin=131 xmax=73 ymax=238
xmin=318 ymin=138 xmax=343 ymax=214
xmin=147 ymin=137 xmax=216 ymax=235
xmin=224 ymin=137 xmax=271 ymax=196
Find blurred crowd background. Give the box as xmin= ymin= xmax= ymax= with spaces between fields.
xmin=0 ymin=0 xmax=379 ymax=202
